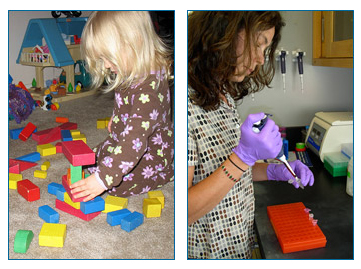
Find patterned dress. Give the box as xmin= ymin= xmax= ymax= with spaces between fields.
xmin=188 ymin=87 xmax=256 ymax=259
xmin=90 ymin=71 xmax=174 ymax=197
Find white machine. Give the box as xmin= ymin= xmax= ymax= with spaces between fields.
xmin=305 ymin=112 xmax=353 ymax=162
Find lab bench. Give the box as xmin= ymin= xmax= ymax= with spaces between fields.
xmin=253 ymin=128 xmax=353 ymax=259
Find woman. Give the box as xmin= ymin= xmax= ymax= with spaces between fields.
xmin=188 ymin=11 xmax=314 ymax=259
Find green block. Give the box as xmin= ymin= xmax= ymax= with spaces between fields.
xmin=70 ymin=164 xmax=82 ymax=184
xmin=14 ymin=230 xmax=34 ymax=253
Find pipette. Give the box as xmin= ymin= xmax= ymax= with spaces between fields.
xmin=297 ymin=51 xmax=304 ymax=93
xmin=280 ymin=50 xmax=287 ymax=93
xmin=252 ymin=114 xmax=304 ymax=189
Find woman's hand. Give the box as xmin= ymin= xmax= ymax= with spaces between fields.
xmin=267 ymin=160 xmax=315 ymax=188
xmin=70 ymin=173 xmax=105 ymax=202
xmin=233 ymin=112 xmax=282 ymax=166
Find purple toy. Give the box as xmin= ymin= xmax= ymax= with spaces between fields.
xmin=9 ymin=83 xmax=34 ymax=124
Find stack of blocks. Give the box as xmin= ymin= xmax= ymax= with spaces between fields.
xmin=97 ymin=117 xmax=111 ymax=129
xmin=143 ymin=190 xmax=165 ymax=218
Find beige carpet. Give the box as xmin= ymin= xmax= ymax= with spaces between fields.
xmin=8 ymin=90 xmax=174 ymax=259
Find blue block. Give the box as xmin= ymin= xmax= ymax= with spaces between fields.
xmin=121 ymin=211 xmax=144 ymax=232
xmin=47 ymin=182 xmax=64 ymax=195
xmin=80 ymin=196 xmax=105 ymax=214
xmin=10 ymin=127 xmax=24 ymax=139
xmin=56 ymin=187 xmax=66 ymax=202
xmin=61 ymin=129 xmax=72 ymax=142
xmin=15 ymin=152 xmax=41 ymax=162
xmin=107 ymin=209 xmax=131 ymax=226
xmin=38 ymin=205 xmax=59 ymax=223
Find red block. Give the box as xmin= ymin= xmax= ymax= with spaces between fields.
xmin=35 ymin=122 xmax=77 ymax=145
xmin=9 ymin=159 xmax=37 ymax=172
xmin=62 ymin=175 xmax=86 ymax=203
xmin=55 ymin=199 xmax=101 ymax=221
xmin=9 ymin=162 xmax=20 ymax=174
xmin=56 ymin=117 xmax=69 ymax=123
xmin=19 ymin=122 xmax=37 ymax=141
xmin=17 ymin=179 xmax=40 ymax=202
xmin=62 ymin=140 xmax=95 ymax=166
xmin=56 ymin=142 xmax=63 ymax=153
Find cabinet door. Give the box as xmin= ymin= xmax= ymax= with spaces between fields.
xmin=322 ymin=11 xmax=353 ymax=58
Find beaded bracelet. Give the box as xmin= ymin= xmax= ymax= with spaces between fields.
xmin=221 ymin=165 xmax=241 ymax=183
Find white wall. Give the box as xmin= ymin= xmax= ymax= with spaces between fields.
xmin=237 ymin=11 xmax=353 ymax=127
xmin=9 ymin=11 xmax=93 ymax=87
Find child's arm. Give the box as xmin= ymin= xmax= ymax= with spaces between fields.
xmin=70 ymin=173 xmax=106 ymax=202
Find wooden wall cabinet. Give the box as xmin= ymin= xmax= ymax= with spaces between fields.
xmin=313 ymin=11 xmax=353 ymax=68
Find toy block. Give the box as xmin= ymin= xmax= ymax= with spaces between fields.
xmin=14 ymin=230 xmax=34 ymax=253
xmin=62 ymin=140 xmax=95 ymax=166
xmin=70 ymin=130 xmax=80 ymax=136
xmin=62 ymin=175 xmax=86 ymax=202
xmin=70 ymin=164 xmax=82 ymax=184
xmin=147 ymin=190 xmax=165 ymax=209
xmin=55 ymin=199 xmax=101 ymax=221
xmin=56 ymin=117 xmax=69 ymax=123
xmin=59 ymin=122 xmax=78 ymax=131
xmin=64 ymin=192 xmax=80 ymax=209
xmin=56 ymin=186 xmax=66 ymax=201
xmin=47 ymin=182 xmax=64 ymax=195
xmin=15 ymin=152 xmax=41 ymax=162
xmin=143 ymin=198 xmax=162 ymax=218
xmin=37 ymin=143 xmax=56 ymax=156
xmin=121 ymin=211 xmax=144 ymax=232
xmin=34 ymin=170 xmax=47 ymax=179
xmin=55 ymin=142 xmax=63 ymax=153
xmin=38 ymin=205 xmax=59 ymax=223
xmin=105 ymin=117 xmax=111 ymax=126
xmin=97 ymin=119 xmax=107 ymax=129
xmin=72 ymin=133 xmax=87 ymax=143
xmin=61 ymin=129 xmax=72 ymax=142
xmin=41 ymin=161 xmax=51 ymax=171
xmin=103 ymin=195 xmax=128 ymax=213
xmin=107 ymin=208 xmax=131 ymax=226
xmin=9 ymin=173 xmax=23 ymax=189
xmin=39 ymin=223 xmax=66 ymax=248
xmin=9 ymin=162 xmax=20 ymax=174
xmin=80 ymin=196 xmax=105 ymax=214
xmin=10 ymin=127 xmax=24 ymax=139
xmin=17 ymin=179 xmax=40 ymax=202
xmin=19 ymin=122 xmax=37 ymax=141
xmin=9 ymin=158 xmax=37 ymax=172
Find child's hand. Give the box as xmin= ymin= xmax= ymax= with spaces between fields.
xmin=70 ymin=173 xmax=105 ymax=202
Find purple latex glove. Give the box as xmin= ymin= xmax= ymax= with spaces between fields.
xmin=267 ymin=160 xmax=315 ymax=188
xmin=233 ymin=112 xmax=283 ymax=166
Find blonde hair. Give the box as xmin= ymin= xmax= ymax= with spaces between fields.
xmin=81 ymin=11 xmax=173 ymax=92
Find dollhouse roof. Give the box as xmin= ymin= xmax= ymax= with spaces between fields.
xmin=16 ymin=17 xmax=87 ymax=67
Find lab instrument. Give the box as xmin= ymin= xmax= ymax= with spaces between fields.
xmin=253 ymin=114 xmax=304 ymax=189
xmin=292 ymin=50 xmax=306 ymax=93
xmin=306 ymin=112 xmax=353 ymax=162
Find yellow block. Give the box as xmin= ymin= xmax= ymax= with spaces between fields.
xmin=97 ymin=119 xmax=106 ymax=129
xmin=39 ymin=223 xmax=66 ymax=248
xmin=9 ymin=173 xmax=22 ymax=189
xmin=143 ymin=198 xmax=162 ymax=218
xmin=34 ymin=170 xmax=47 ymax=179
xmin=102 ymin=195 xmax=128 ymax=213
xmin=37 ymin=143 xmax=56 ymax=156
xmin=64 ymin=192 xmax=80 ymax=209
xmin=41 ymin=161 xmax=51 ymax=171
xmin=147 ymin=190 xmax=165 ymax=209
xmin=70 ymin=130 xmax=81 ymax=136
xmin=72 ymin=134 xmax=86 ymax=143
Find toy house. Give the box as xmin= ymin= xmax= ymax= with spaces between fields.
xmin=16 ymin=17 xmax=88 ymax=91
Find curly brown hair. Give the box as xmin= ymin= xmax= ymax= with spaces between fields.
xmin=188 ymin=11 xmax=285 ymax=110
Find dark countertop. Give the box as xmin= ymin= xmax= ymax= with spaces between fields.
xmin=253 ymin=130 xmax=353 ymax=259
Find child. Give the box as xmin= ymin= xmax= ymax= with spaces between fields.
xmin=71 ymin=11 xmax=174 ymax=202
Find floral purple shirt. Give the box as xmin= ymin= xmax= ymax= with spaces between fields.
xmin=91 ymin=71 xmax=174 ymax=197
